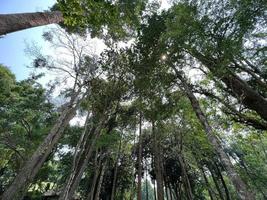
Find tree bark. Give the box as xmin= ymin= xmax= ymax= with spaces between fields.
xmin=59 ymin=117 xmax=106 ymax=200
xmin=153 ymin=180 xmax=157 ymax=200
xmin=137 ymin=113 xmax=143 ymax=200
xmin=0 ymin=98 xmax=78 ymax=200
xmin=152 ymin=121 xmax=164 ymax=200
xmin=208 ymin=166 xmax=225 ymax=200
xmin=201 ymin=167 xmax=215 ymax=200
xmin=214 ymin=162 xmax=231 ymax=200
xmin=0 ymin=11 xmax=63 ymax=36
xmin=110 ymin=133 xmax=122 ymax=200
xmin=178 ymin=155 xmax=193 ymax=200
xmin=171 ymin=65 xmax=254 ymax=200
xmin=87 ymin=151 xmax=101 ymax=200
xmin=94 ymin=161 xmax=107 ymax=200
xmin=190 ymin=50 xmax=267 ymax=121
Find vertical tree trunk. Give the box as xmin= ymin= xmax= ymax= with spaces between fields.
xmin=59 ymin=118 xmax=106 ymax=200
xmin=163 ymin=168 xmax=169 ymax=200
xmin=153 ymin=180 xmax=157 ymax=200
xmin=201 ymin=167 xmax=215 ymax=200
xmin=1 ymin=97 xmax=78 ymax=200
xmin=87 ymin=151 xmax=100 ymax=200
xmin=0 ymin=11 xmax=63 ymax=35
xmin=110 ymin=134 xmax=122 ymax=200
xmin=165 ymin=183 xmax=169 ymax=200
xmin=137 ymin=113 xmax=143 ymax=200
xmin=168 ymin=184 xmax=174 ymax=200
xmin=178 ymin=155 xmax=193 ymax=200
xmin=146 ymin=177 xmax=149 ymax=200
xmin=152 ymin=121 xmax=164 ymax=200
xmin=171 ymin=66 xmax=254 ymax=200
xmin=94 ymin=161 xmax=107 ymax=200
xmin=214 ymin=162 xmax=231 ymax=200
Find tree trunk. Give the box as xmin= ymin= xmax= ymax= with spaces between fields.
xmin=0 ymin=11 xmax=63 ymax=36
xmin=59 ymin=118 xmax=106 ymax=200
xmin=0 ymin=98 xmax=78 ymax=200
xmin=178 ymin=155 xmax=193 ymax=200
xmin=153 ymin=180 xmax=157 ymax=200
xmin=146 ymin=177 xmax=149 ymax=200
xmin=87 ymin=151 xmax=101 ymax=200
xmin=152 ymin=121 xmax=164 ymax=200
xmin=208 ymin=166 xmax=225 ymax=200
xmin=214 ymin=162 xmax=231 ymax=200
xmin=171 ymin=66 xmax=254 ymax=200
xmin=94 ymin=161 xmax=107 ymax=200
xmin=190 ymin=50 xmax=267 ymax=121
xmin=110 ymin=134 xmax=122 ymax=200
xmin=168 ymin=184 xmax=174 ymax=200
xmin=201 ymin=167 xmax=215 ymax=200
xmin=137 ymin=113 xmax=143 ymax=200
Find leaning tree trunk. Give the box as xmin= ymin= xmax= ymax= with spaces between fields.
xmin=171 ymin=66 xmax=255 ymax=200
xmin=59 ymin=117 xmax=106 ymax=200
xmin=190 ymin=50 xmax=267 ymax=121
xmin=208 ymin=165 xmax=225 ymax=200
xmin=0 ymin=11 xmax=63 ymax=36
xmin=214 ymin=162 xmax=231 ymax=200
xmin=152 ymin=121 xmax=164 ymax=200
xmin=201 ymin=167 xmax=215 ymax=200
xmin=0 ymin=94 xmax=79 ymax=200
xmin=137 ymin=113 xmax=143 ymax=200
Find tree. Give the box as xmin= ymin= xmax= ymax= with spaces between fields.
xmin=165 ymin=0 xmax=267 ymax=122
xmin=0 ymin=28 xmax=93 ymax=200
xmin=1 ymin=0 xmax=267 ymax=199
xmin=0 ymin=0 xmax=148 ymax=37
xmin=0 ymin=11 xmax=63 ymax=36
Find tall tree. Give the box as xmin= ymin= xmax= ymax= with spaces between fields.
xmin=0 ymin=0 xmax=148 ymax=36
xmin=171 ymin=65 xmax=254 ymax=200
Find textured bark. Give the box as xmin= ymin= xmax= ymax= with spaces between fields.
xmin=137 ymin=114 xmax=142 ymax=200
xmin=0 ymin=11 xmax=63 ymax=35
xmin=153 ymin=180 xmax=157 ymax=200
xmin=152 ymin=122 xmax=164 ymax=200
xmin=190 ymin=50 xmax=267 ymax=121
xmin=208 ymin=166 xmax=225 ymax=200
xmin=0 ymin=96 xmax=78 ymax=200
xmin=94 ymin=161 xmax=107 ymax=200
xmin=59 ymin=118 xmax=106 ymax=200
xmin=110 ymin=135 xmax=122 ymax=200
xmin=168 ymin=184 xmax=174 ymax=200
xmin=221 ymin=73 xmax=267 ymax=121
xmin=201 ymin=167 xmax=215 ymax=200
xmin=145 ymin=177 xmax=149 ymax=200
xmin=87 ymin=169 xmax=99 ymax=200
xmin=172 ymin=66 xmax=254 ymax=200
xmin=214 ymin=162 xmax=231 ymax=200
xmin=197 ymin=88 xmax=267 ymax=130
xmin=178 ymin=155 xmax=193 ymax=200
xmin=87 ymin=152 xmax=100 ymax=200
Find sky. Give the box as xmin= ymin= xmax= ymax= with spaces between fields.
xmin=0 ymin=0 xmax=171 ymax=81
xmin=0 ymin=0 xmax=56 ymax=80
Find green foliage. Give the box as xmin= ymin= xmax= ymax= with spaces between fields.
xmin=1 ymin=0 xmax=267 ymax=199
xmin=56 ymin=0 xmax=148 ymax=39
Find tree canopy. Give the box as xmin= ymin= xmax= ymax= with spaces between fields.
xmin=0 ymin=0 xmax=266 ymax=200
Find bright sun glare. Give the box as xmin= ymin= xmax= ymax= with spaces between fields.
xmin=161 ymin=54 xmax=167 ymax=60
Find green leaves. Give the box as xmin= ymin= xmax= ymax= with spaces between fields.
xmin=56 ymin=0 xmax=148 ymax=39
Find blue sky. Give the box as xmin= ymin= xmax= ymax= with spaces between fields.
xmin=0 ymin=0 xmax=56 ymax=80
